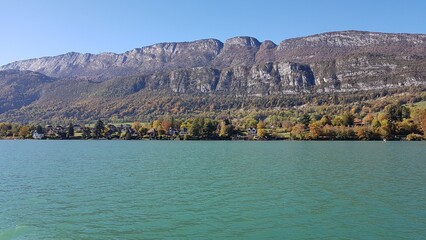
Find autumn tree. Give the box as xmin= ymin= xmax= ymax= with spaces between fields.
xmin=257 ymin=121 xmax=266 ymax=139
xmin=362 ymin=114 xmax=374 ymax=126
xmin=132 ymin=122 xmax=142 ymax=131
xmin=290 ymin=123 xmax=306 ymax=140
xmin=309 ymin=122 xmax=322 ymax=140
xmin=152 ymin=120 xmax=161 ymax=130
xmin=18 ymin=126 xmax=30 ymax=139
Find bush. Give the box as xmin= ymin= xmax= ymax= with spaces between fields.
xmin=406 ymin=133 xmax=423 ymax=141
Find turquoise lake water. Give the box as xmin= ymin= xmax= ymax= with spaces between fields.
xmin=0 ymin=141 xmax=425 ymax=239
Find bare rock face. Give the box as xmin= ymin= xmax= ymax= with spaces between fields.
xmin=1 ymin=30 xmax=425 ymax=82
xmin=134 ymin=62 xmax=315 ymax=96
xmin=275 ymin=31 xmax=426 ymax=63
xmin=311 ymin=54 xmax=426 ymax=92
xmin=1 ymin=30 xmax=426 ymax=122
xmin=1 ymin=39 xmax=224 ymax=79
xmin=256 ymin=40 xmax=277 ymax=63
xmin=211 ymin=36 xmax=261 ymax=68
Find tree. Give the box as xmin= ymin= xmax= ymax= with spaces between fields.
xmin=362 ymin=114 xmax=374 ymax=126
xmin=203 ymin=119 xmax=217 ymax=138
xmin=341 ymin=111 xmax=355 ymax=126
xmin=385 ymin=104 xmax=410 ymax=122
xmin=93 ymin=120 xmax=105 ymax=139
xmin=290 ymin=124 xmax=306 ymax=140
xmin=132 ymin=122 xmax=142 ymax=131
xmin=422 ymin=111 xmax=426 ymax=138
xmin=219 ymin=119 xmax=233 ymax=138
xmin=309 ymin=122 xmax=322 ymax=140
xmin=322 ymin=125 xmax=336 ymax=140
xmin=36 ymin=125 xmax=43 ymax=134
xmin=319 ymin=115 xmax=331 ymax=126
xmin=331 ymin=116 xmax=344 ymax=126
xmin=67 ymin=123 xmax=74 ymax=138
xmin=152 ymin=120 xmax=161 ymax=130
xmin=18 ymin=126 xmax=30 ymax=139
xmin=257 ymin=121 xmax=266 ymax=139
xmin=189 ymin=117 xmax=203 ymax=137
xmin=281 ymin=120 xmax=293 ymax=132
xmin=300 ymin=114 xmax=311 ymax=127
xmin=82 ymin=127 xmax=91 ymax=139
xmin=120 ymin=129 xmax=131 ymax=140
xmin=161 ymin=120 xmax=171 ymax=132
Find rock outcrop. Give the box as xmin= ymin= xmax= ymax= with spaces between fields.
xmin=1 ymin=30 xmax=426 ymax=122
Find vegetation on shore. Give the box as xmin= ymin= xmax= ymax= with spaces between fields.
xmin=1 ymin=94 xmax=425 ymax=141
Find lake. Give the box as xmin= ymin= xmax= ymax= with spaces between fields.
xmin=0 ymin=141 xmax=425 ymax=239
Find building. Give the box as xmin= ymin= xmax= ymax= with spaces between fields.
xmin=32 ymin=130 xmax=44 ymax=139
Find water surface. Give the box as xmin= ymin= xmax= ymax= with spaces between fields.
xmin=0 ymin=141 xmax=425 ymax=239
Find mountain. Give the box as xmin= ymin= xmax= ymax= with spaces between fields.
xmin=0 ymin=31 xmax=426 ymax=123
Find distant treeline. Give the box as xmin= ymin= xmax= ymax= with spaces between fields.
xmin=1 ymin=96 xmax=425 ymax=141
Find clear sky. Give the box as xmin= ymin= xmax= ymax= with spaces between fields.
xmin=1 ymin=0 xmax=425 ymax=66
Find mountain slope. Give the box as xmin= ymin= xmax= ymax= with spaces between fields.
xmin=0 ymin=31 xmax=426 ymax=123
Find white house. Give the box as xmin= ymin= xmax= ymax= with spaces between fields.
xmin=32 ymin=130 xmax=44 ymax=139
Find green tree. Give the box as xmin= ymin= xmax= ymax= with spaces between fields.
xmin=331 ymin=116 xmax=344 ymax=126
xmin=203 ymin=119 xmax=217 ymax=138
xmin=385 ymin=104 xmax=410 ymax=122
xmin=82 ymin=127 xmax=92 ymax=139
xmin=67 ymin=123 xmax=74 ymax=138
xmin=36 ymin=125 xmax=43 ymax=134
xmin=300 ymin=114 xmax=311 ymax=127
xmin=121 ymin=129 xmax=131 ymax=140
xmin=219 ymin=119 xmax=233 ymax=138
xmin=319 ymin=115 xmax=331 ymax=126
xmin=341 ymin=111 xmax=355 ymax=126
xmin=189 ymin=117 xmax=203 ymax=137
xmin=93 ymin=120 xmax=105 ymax=139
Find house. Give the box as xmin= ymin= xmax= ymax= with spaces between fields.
xmin=32 ymin=130 xmax=44 ymax=139
xmin=247 ymin=127 xmax=257 ymax=135
xmin=168 ymin=127 xmax=179 ymax=136
xmin=179 ymin=127 xmax=188 ymax=136
xmin=73 ymin=124 xmax=82 ymax=133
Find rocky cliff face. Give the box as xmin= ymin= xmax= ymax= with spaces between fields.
xmin=0 ymin=39 xmax=224 ymax=79
xmin=3 ymin=31 xmax=425 ymax=81
xmin=1 ymin=31 xmax=426 ymax=122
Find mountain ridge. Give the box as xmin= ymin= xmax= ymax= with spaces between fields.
xmin=2 ymin=30 xmax=425 ymax=79
xmin=0 ymin=30 xmax=426 ymax=123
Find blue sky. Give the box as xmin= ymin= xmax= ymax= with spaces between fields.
xmin=1 ymin=0 xmax=425 ymax=66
